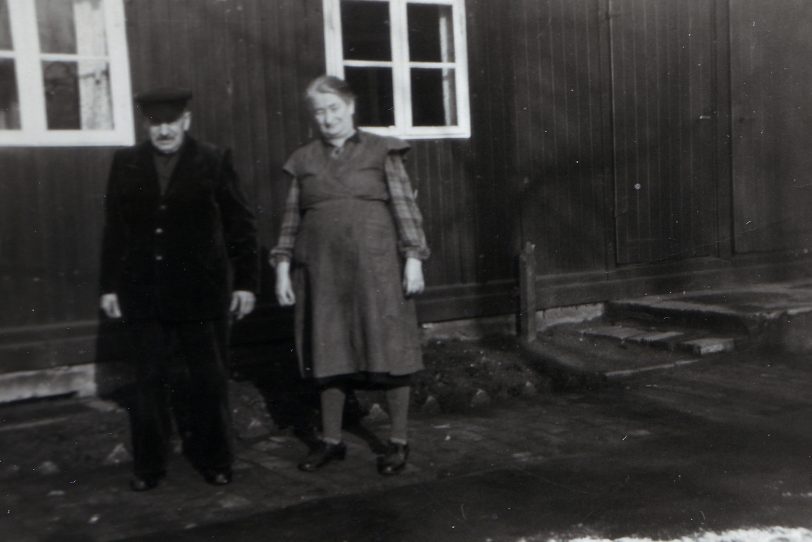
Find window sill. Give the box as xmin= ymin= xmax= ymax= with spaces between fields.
xmin=0 ymin=130 xmax=135 ymax=147
xmin=361 ymin=126 xmax=471 ymax=140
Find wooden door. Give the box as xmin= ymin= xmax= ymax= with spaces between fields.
xmin=610 ymin=0 xmax=719 ymax=264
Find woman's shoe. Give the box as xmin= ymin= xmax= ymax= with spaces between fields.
xmin=298 ymin=441 xmax=347 ymax=472
xmin=377 ymin=441 xmax=409 ymax=475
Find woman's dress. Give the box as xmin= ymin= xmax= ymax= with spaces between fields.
xmin=279 ymin=131 xmax=427 ymax=382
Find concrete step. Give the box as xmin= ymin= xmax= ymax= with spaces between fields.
xmin=522 ymin=280 xmax=812 ymax=386
xmin=606 ymin=298 xmax=753 ymax=335
xmin=521 ymin=328 xmax=712 ymax=388
xmin=579 ymin=322 xmax=739 ymax=356
xmin=605 ymin=280 xmax=812 ymax=351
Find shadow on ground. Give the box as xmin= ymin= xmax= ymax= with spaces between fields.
xmin=75 ymin=332 xmax=559 ymax=477
xmin=227 ymin=335 xmax=555 ymax=437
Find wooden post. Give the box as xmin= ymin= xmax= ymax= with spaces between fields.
xmin=518 ymin=242 xmax=537 ymax=343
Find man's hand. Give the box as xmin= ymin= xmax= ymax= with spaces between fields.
xmin=402 ymin=258 xmax=425 ymax=296
xmin=230 ymin=290 xmax=256 ymax=320
xmin=100 ymin=293 xmax=122 ymax=319
xmin=275 ymin=261 xmax=296 ymax=306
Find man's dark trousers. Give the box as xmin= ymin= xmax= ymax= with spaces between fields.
xmin=100 ymin=137 xmax=258 ymax=481
xmin=127 ymin=319 xmax=233 ymax=479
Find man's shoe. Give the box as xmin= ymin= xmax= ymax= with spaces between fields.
xmin=298 ymin=441 xmax=347 ymax=472
xmin=129 ymin=475 xmax=161 ymax=492
xmin=377 ymin=441 xmax=409 ymax=475
xmin=203 ymin=469 xmax=233 ymax=486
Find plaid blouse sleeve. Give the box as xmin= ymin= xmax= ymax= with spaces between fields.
xmin=384 ymin=152 xmax=431 ymax=260
xmin=269 ymin=176 xmax=301 ymax=266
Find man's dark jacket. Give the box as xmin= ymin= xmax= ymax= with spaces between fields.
xmin=100 ymin=137 xmax=258 ymax=321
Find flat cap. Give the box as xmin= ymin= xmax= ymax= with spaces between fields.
xmin=135 ymin=86 xmax=192 ymax=123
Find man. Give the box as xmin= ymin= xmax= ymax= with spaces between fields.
xmin=99 ymin=87 xmax=258 ymax=491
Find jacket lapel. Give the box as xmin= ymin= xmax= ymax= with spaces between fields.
xmin=164 ymin=137 xmax=198 ymax=197
xmin=131 ymin=141 xmax=161 ymax=197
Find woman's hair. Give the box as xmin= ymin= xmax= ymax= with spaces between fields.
xmin=305 ymin=75 xmax=356 ymax=105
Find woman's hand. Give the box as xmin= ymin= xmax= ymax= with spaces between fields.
xmin=275 ymin=260 xmax=296 ymax=306
xmin=402 ymin=257 xmax=425 ymax=296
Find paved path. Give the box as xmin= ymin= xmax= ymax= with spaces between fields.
xmin=2 ymin=347 xmax=811 ymax=541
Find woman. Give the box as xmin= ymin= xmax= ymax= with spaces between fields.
xmin=271 ymin=75 xmax=430 ymax=475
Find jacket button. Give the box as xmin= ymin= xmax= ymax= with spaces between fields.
xmin=155 ymin=227 xmax=164 ymax=234
xmin=155 ymin=255 xmax=164 ymax=261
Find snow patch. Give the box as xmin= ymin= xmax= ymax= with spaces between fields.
xmin=544 ymin=527 xmax=812 ymax=542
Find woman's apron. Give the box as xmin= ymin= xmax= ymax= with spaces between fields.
xmin=290 ymin=136 xmax=423 ymax=381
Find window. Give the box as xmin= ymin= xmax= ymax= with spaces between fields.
xmin=323 ymin=0 xmax=470 ymax=139
xmin=0 ymin=0 xmax=133 ymax=146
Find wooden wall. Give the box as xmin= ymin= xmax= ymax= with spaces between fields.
xmin=1 ymin=0 xmax=323 ymax=332
xmin=610 ymin=0 xmax=719 ymax=264
xmin=730 ymin=0 xmax=812 ymax=253
xmin=0 ymin=148 xmax=109 ymax=328
xmin=496 ymin=0 xmax=610 ymax=276
xmin=3 ymin=0 xmax=812 ymax=375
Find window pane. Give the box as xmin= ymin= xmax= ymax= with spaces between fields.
xmin=0 ymin=0 xmax=12 ymax=50
xmin=407 ymin=3 xmax=454 ymax=63
xmin=37 ymin=0 xmax=107 ymax=56
xmin=341 ymin=0 xmax=391 ymax=61
xmin=0 ymin=58 xmax=20 ymax=129
xmin=345 ymin=66 xmax=394 ymax=127
xmin=411 ymin=68 xmax=457 ymax=127
xmin=43 ymin=60 xmax=80 ymax=129
xmin=43 ymin=60 xmax=113 ymax=130
xmin=37 ymin=0 xmax=76 ymax=53
xmin=77 ymin=60 xmax=113 ymax=129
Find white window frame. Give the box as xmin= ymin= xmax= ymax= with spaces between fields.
xmin=0 ymin=0 xmax=133 ymax=147
xmin=323 ymin=0 xmax=471 ymax=139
